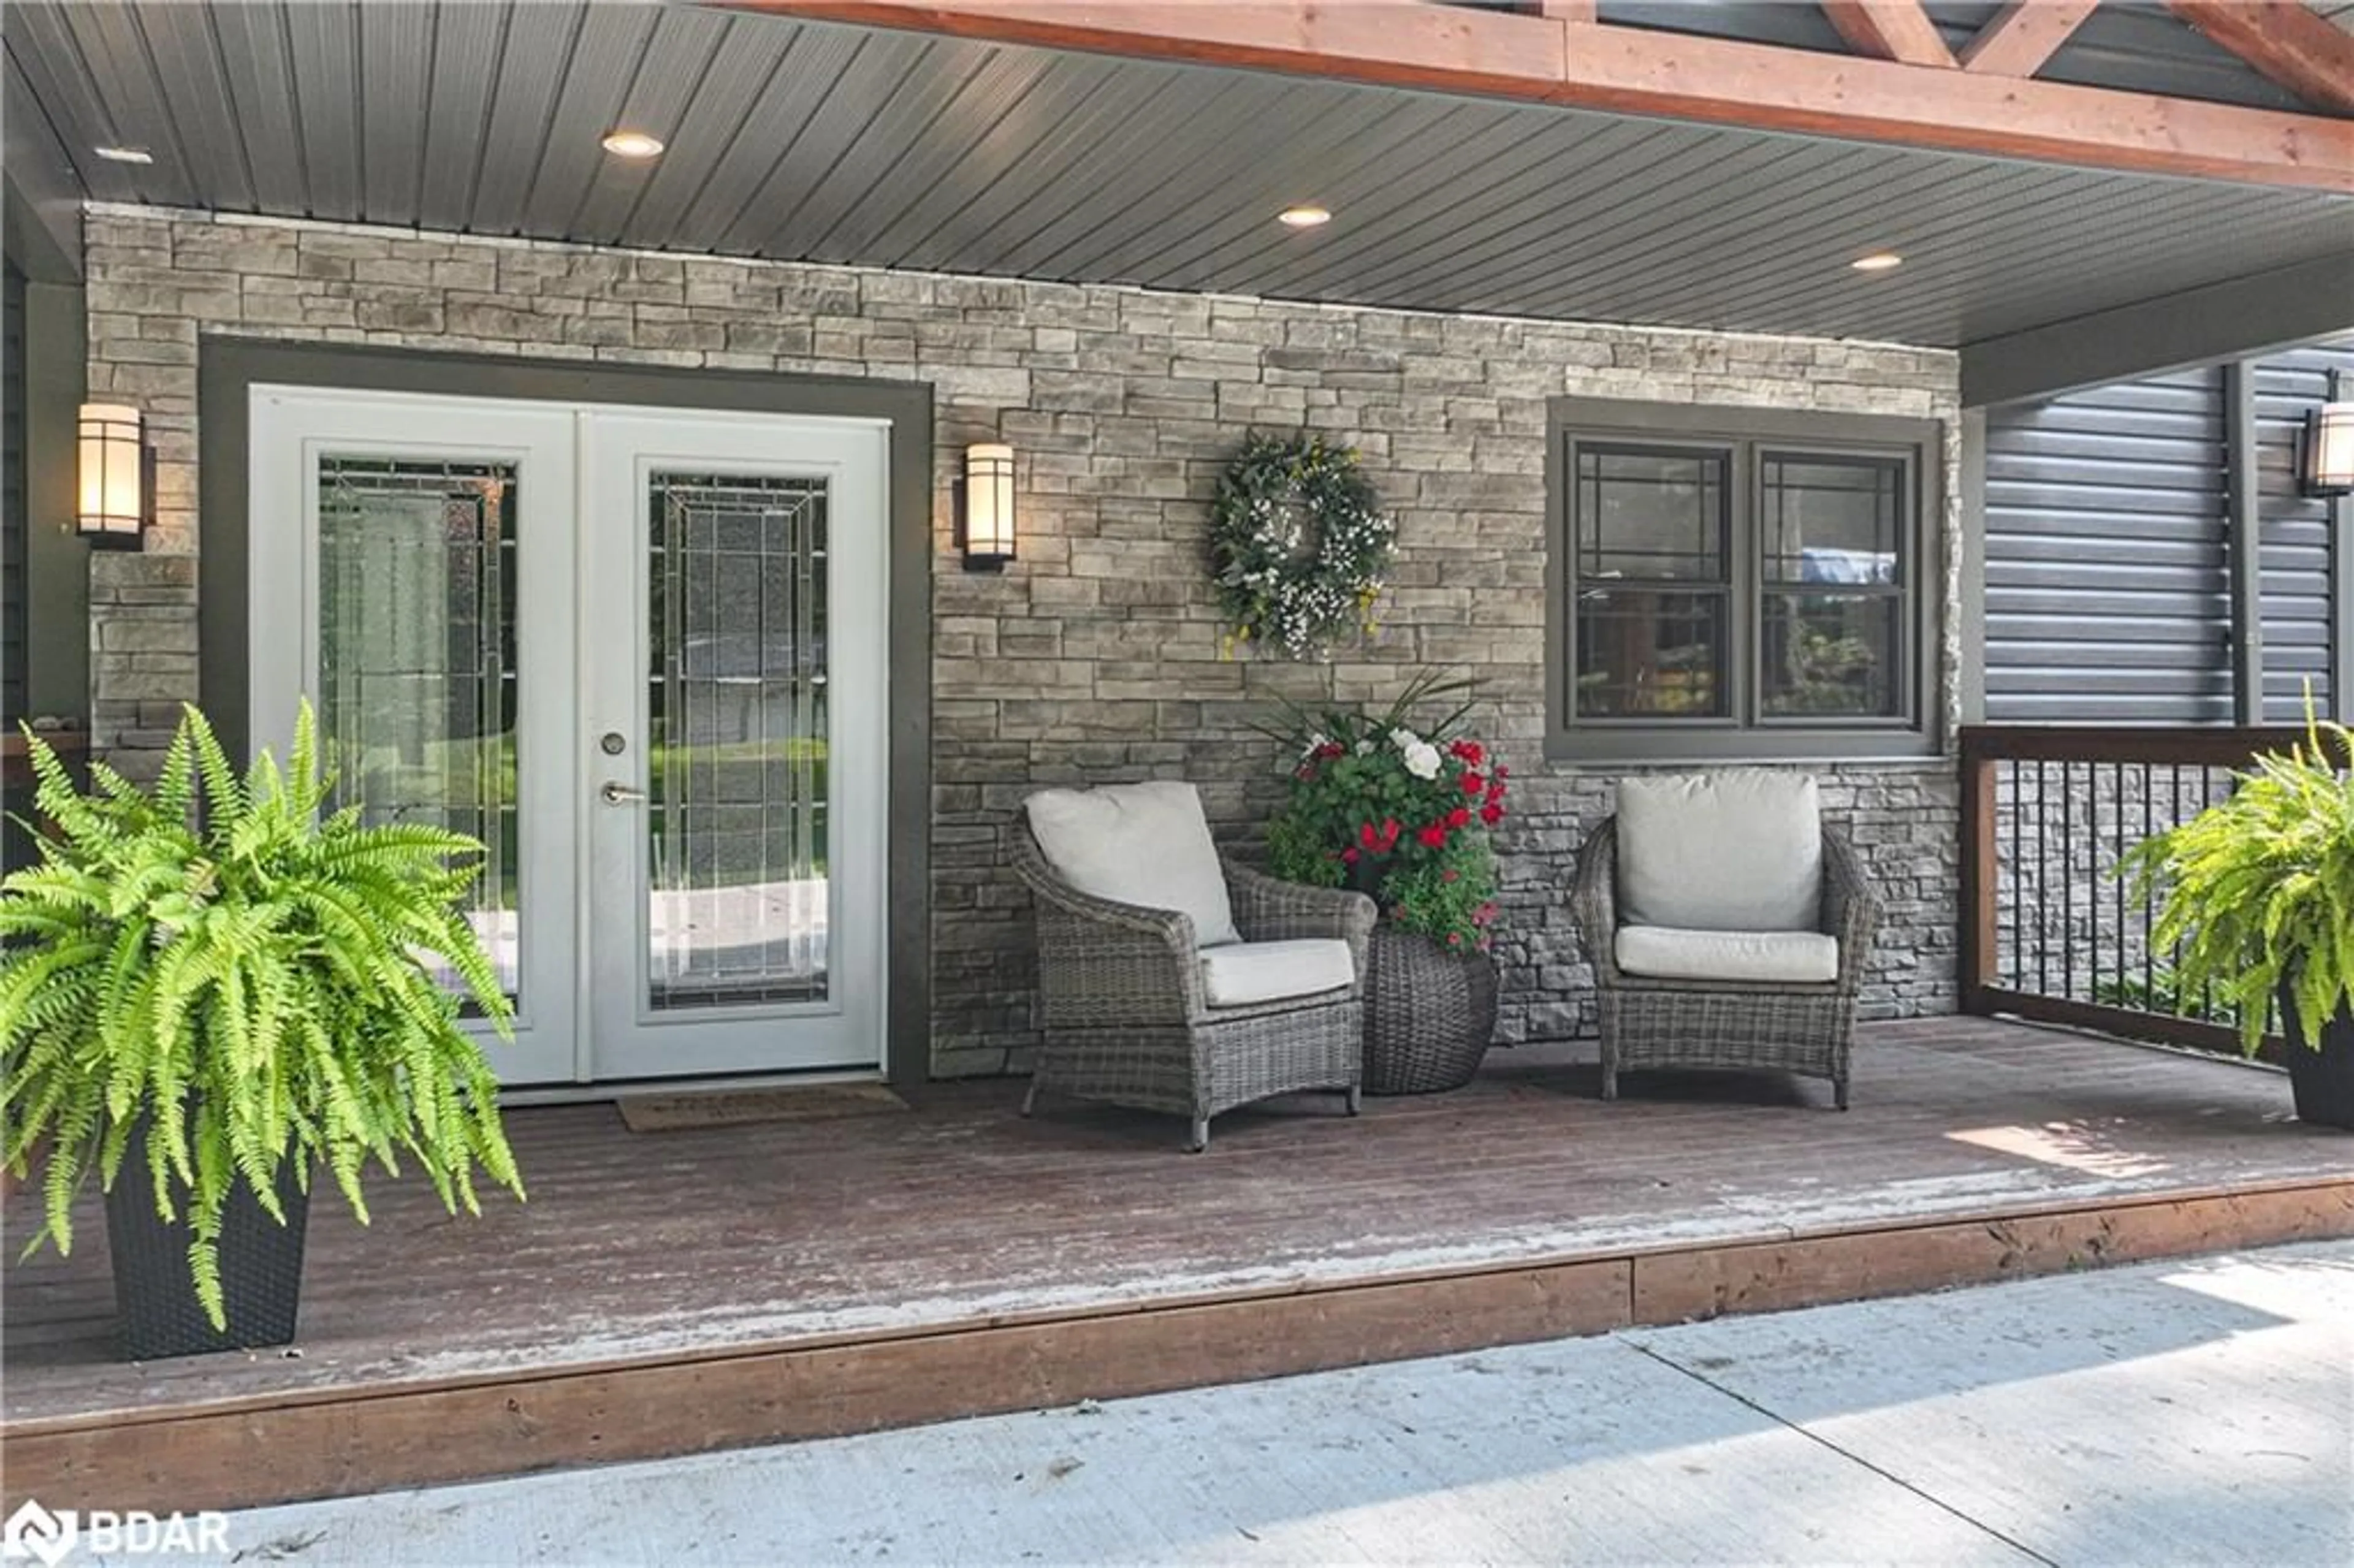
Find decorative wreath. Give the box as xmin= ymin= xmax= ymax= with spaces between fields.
xmin=1209 ymin=432 xmax=1395 ymax=660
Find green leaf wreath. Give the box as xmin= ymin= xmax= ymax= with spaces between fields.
xmin=0 ymin=702 xmax=525 ymax=1329
xmin=1210 ymin=431 xmax=1395 ymax=660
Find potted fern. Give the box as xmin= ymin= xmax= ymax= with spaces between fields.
xmin=2119 ymin=712 xmax=2354 ymax=1130
xmin=1 ymin=704 xmax=525 ymax=1359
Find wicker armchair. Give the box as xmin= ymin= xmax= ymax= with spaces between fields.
xmin=1011 ymin=823 xmax=1376 ymax=1151
xmin=1571 ymin=815 xmax=1883 ymax=1109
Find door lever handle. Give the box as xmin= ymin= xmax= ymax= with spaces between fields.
xmin=600 ymin=781 xmax=648 ymax=805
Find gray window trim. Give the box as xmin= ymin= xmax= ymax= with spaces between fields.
xmin=1546 ymin=397 xmax=1944 ymax=764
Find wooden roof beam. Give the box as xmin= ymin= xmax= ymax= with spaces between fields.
xmin=2167 ymin=1 xmax=2354 ymax=115
xmin=721 ymin=2 xmax=2354 ymax=192
xmin=1821 ymin=2 xmax=1959 ymax=69
xmin=1958 ymin=2 xmax=2100 ymax=78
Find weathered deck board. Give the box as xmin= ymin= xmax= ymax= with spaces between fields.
xmin=3 ymin=1019 xmax=2349 ymax=1513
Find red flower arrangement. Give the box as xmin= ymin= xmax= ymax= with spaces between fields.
xmin=1260 ymin=672 xmax=1508 ymax=950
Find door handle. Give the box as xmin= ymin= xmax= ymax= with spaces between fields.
xmin=600 ymin=781 xmax=647 ymax=805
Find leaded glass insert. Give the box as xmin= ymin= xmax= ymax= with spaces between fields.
xmin=646 ymin=471 xmax=830 ymax=1009
xmin=316 ymin=456 xmax=520 ymax=1000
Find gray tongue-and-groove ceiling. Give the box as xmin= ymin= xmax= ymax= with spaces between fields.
xmin=4 ymin=0 xmax=2350 ymax=351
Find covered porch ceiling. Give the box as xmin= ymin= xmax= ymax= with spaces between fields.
xmin=5 ymin=1 xmax=2350 ymax=397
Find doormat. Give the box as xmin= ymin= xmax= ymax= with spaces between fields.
xmin=616 ymin=1084 xmax=908 ymax=1133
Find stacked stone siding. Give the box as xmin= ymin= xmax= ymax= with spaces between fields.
xmin=79 ymin=205 xmax=1962 ymax=1076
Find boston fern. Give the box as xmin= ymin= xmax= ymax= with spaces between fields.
xmin=2119 ymin=709 xmax=2354 ymax=1058
xmin=0 ymin=703 xmax=524 ymax=1328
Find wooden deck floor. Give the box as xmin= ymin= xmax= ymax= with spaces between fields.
xmin=6 ymin=1017 xmax=2351 ymax=1513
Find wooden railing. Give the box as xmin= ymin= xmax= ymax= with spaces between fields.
xmin=1956 ymin=725 xmax=2329 ymax=1063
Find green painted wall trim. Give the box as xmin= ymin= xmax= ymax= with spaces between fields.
xmin=23 ymin=280 xmax=87 ymax=722
xmin=196 ymin=339 xmax=935 ymax=1089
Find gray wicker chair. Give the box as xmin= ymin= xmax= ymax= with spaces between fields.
xmin=1011 ymin=824 xmax=1376 ymax=1151
xmin=1571 ymin=816 xmax=1884 ymax=1109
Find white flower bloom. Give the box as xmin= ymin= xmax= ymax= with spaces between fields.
xmin=1388 ymin=726 xmax=1422 ymax=751
xmin=1403 ymin=741 xmax=1443 ymax=780
xmin=1355 ymin=739 xmax=1375 ymax=756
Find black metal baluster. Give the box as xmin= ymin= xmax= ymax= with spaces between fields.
xmin=2009 ymin=759 xmax=2024 ymax=992
xmin=2060 ymin=758 xmax=2074 ymax=1000
xmin=2141 ymin=761 xmax=2155 ymax=1007
xmin=2037 ymin=758 xmax=2051 ymax=999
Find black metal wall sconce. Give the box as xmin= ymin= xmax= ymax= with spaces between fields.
xmin=77 ymin=402 xmax=151 ymax=550
xmin=2301 ymin=370 xmax=2353 ymax=500
xmin=960 ymin=443 xmax=1015 ymax=572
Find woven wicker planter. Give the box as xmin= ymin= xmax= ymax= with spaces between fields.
xmin=1363 ymin=925 xmax=1498 ymax=1095
xmin=105 ymin=1113 xmax=311 ymax=1361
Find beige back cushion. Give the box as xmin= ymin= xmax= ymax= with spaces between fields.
xmin=1024 ymin=781 xmax=1241 ymax=948
xmin=1615 ymin=771 xmax=1824 ymax=933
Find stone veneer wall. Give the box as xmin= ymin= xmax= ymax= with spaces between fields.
xmin=80 ymin=205 xmax=1962 ymax=1077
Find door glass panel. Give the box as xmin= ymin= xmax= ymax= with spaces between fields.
xmin=646 ymin=471 xmax=829 ymax=1010
xmin=316 ymin=456 xmax=520 ymax=1000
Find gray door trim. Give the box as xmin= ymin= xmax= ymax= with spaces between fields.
xmin=197 ymin=339 xmax=934 ymax=1089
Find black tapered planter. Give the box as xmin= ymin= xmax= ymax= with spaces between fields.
xmin=104 ymin=1116 xmax=311 ymax=1360
xmin=2284 ymin=1005 xmax=2354 ymax=1132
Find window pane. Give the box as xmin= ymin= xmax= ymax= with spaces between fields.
xmin=1574 ymin=588 xmax=1727 ymax=717
xmin=317 ymin=457 xmax=520 ymax=1002
xmin=1762 ymin=592 xmax=1900 ymax=717
xmin=646 ymin=470 xmax=830 ymax=1010
xmin=1575 ymin=446 xmax=1727 ymax=581
xmin=1762 ymin=455 xmax=1901 ymax=585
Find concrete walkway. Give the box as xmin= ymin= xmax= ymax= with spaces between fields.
xmin=168 ymin=1242 xmax=2352 ymax=1567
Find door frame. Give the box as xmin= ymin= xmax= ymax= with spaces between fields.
xmin=199 ymin=340 xmax=935 ymax=1090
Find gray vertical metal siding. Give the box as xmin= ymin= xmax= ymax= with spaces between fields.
xmin=2255 ymin=339 xmax=2354 ymax=721
xmin=2 ymin=262 xmax=24 ymax=730
xmin=1983 ymin=368 xmax=2233 ymax=723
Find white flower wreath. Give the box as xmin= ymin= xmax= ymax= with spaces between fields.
xmin=1209 ymin=432 xmax=1396 ymax=660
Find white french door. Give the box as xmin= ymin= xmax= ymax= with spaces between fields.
xmin=579 ymin=411 xmax=888 ymax=1080
xmin=249 ymin=387 xmax=889 ymax=1087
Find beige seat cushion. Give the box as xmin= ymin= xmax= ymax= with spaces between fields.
xmin=1615 ymin=924 xmax=1840 ymax=985
xmin=1199 ymin=938 xmax=1356 ymax=1008
xmin=1616 ymin=771 xmax=1824 ymax=932
xmin=1024 ymin=782 xmax=1241 ymax=948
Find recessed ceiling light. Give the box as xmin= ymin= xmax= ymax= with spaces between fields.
xmin=93 ymin=145 xmax=153 ymax=165
xmin=1278 ymin=205 xmax=1332 ymax=229
xmin=1851 ymin=251 xmax=1905 ymax=273
xmin=601 ymin=130 xmax=665 ymax=160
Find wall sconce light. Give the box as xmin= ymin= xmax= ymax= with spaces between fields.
xmin=962 ymin=443 xmax=1016 ymax=572
xmin=77 ymin=402 xmax=150 ymax=549
xmin=2302 ymin=371 xmax=2354 ymax=499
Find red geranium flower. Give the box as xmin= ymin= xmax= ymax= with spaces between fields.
xmin=1442 ymin=867 xmax=1460 ymax=883
xmin=1485 ymin=780 xmax=1506 ymax=804
xmin=1314 ymin=741 xmax=1345 ymax=761
xmin=1380 ymin=817 xmax=1402 ymax=850
xmin=1358 ymin=821 xmax=1378 ymax=850
xmin=1446 ymin=806 xmax=1471 ymax=830
xmin=1449 ymin=739 xmax=1484 ymax=765
xmin=1459 ymin=772 xmax=1485 ymax=796
xmin=1418 ymin=823 xmax=1449 ymax=850
xmin=1341 ymin=847 xmax=1360 ymax=864
xmin=1479 ymin=801 xmax=1504 ymax=826
xmin=1472 ymin=901 xmax=1497 ymax=926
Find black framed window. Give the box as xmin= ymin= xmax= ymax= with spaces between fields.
xmin=1548 ymin=398 xmax=1941 ymax=761
xmin=1572 ymin=444 xmax=1730 ymax=719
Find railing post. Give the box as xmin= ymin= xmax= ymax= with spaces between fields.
xmin=1958 ymin=730 xmax=1998 ymax=1016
